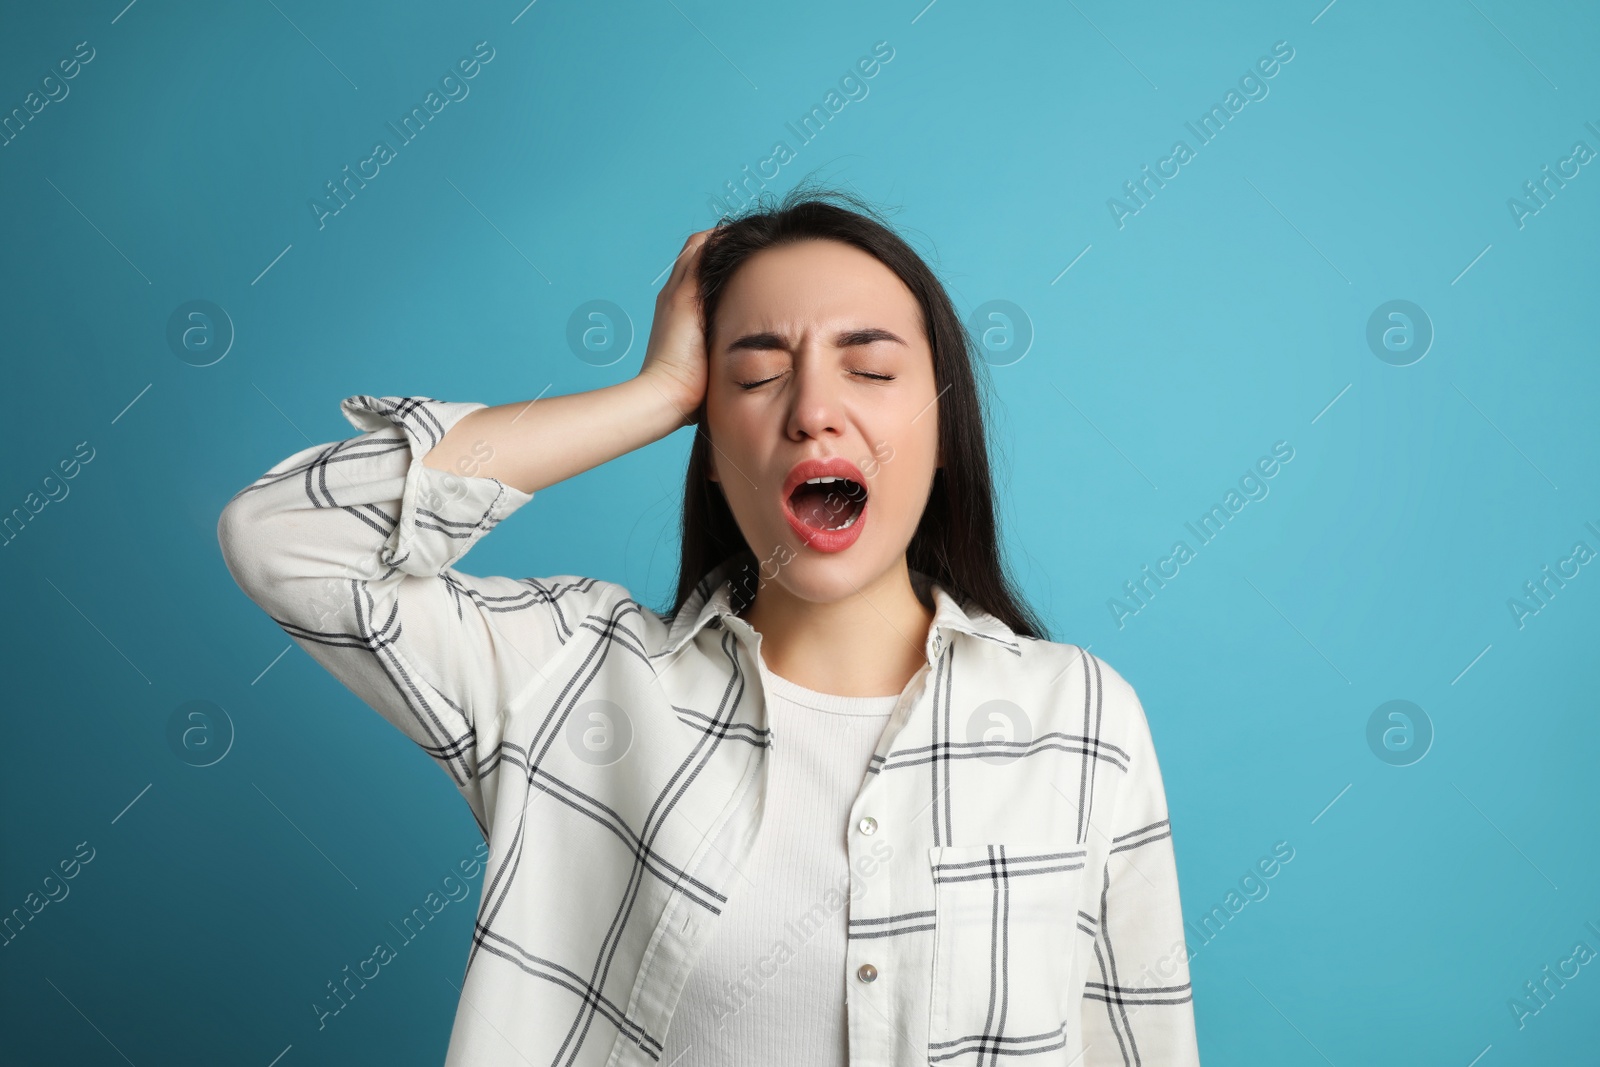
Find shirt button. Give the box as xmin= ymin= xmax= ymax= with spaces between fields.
xmin=857 ymin=963 xmax=878 ymax=982
xmin=858 ymin=816 xmax=877 ymax=835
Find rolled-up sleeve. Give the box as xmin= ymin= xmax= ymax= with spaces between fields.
xmin=1081 ymin=663 xmax=1202 ymax=1065
xmin=217 ymin=394 xmax=623 ymax=831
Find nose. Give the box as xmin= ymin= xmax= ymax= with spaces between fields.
xmin=784 ymin=346 xmax=844 ymax=442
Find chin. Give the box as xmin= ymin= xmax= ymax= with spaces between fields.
xmin=768 ymin=545 xmax=900 ymax=605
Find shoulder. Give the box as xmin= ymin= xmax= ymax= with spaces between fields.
xmin=1010 ymin=642 xmax=1179 ymax=828
xmin=514 ymin=572 xmax=634 ymax=608
xmin=1010 ymin=636 xmax=1156 ymax=749
xmin=1011 ymin=635 xmax=1142 ymax=700
xmin=501 ymin=573 xmax=659 ymax=642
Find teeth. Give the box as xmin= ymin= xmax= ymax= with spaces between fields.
xmin=805 ymin=476 xmax=844 ymax=485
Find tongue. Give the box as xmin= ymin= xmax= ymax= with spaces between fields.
xmin=791 ymin=482 xmax=857 ymax=530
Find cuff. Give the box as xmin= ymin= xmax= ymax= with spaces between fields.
xmin=339 ymin=394 xmax=534 ymax=577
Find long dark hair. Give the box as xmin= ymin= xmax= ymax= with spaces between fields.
xmin=668 ymin=182 xmax=1049 ymax=642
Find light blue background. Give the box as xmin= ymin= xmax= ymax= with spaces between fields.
xmin=2 ymin=0 xmax=1596 ymax=1063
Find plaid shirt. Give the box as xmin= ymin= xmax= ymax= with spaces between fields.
xmin=218 ymin=394 xmax=1201 ymax=1067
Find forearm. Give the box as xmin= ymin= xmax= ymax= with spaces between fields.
xmin=219 ymin=394 xmax=505 ymax=630
xmin=420 ymin=374 xmax=693 ymax=496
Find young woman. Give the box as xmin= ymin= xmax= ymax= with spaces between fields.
xmin=219 ymin=187 xmax=1200 ymax=1067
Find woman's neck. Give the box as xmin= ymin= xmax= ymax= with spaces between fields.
xmin=739 ymin=559 xmax=936 ymax=698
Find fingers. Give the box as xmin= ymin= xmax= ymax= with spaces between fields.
xmin=678 ymin=229 xmax=711 ymax=271
xmin=663 ymin=228 xmax=714 ymax=297
xmin=661 ymin=235 xmax=698 ymax=293
xmin=674 ymin=228 xmax=711 ymax=262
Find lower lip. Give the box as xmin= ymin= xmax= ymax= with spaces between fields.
xmin=783 ymin=495 xmax=868 ymax=553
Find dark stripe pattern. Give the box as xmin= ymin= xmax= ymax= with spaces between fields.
xmin=216 ymin=394 xmax=1200 ymax=1067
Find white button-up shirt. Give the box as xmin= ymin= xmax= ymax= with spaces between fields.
xmin=218 ymin=394 xmax=1202 ymax=1067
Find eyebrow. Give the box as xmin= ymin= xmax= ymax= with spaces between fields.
xmin=723 ymin=326 xmax=908 ymax=354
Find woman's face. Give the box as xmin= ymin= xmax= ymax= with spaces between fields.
xmin=704 ymin=238 xmax=941 ymax=606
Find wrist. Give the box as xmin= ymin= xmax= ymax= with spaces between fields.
xmin=620 ymin=374 xmax=695 ymax=441
xmin=632 ymin=370 xmax=700 ymax=429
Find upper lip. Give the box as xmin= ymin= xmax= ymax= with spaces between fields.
xmin=781 ymin=456 xmax=869 ymax=504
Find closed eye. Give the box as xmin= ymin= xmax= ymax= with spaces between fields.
xmin=732 ymin=369 xmax=889 ymax=390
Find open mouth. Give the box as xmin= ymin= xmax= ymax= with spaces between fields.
xmin=787 ymin=475 xmax=868 ymax=532
xmin=780 ymin=457 xmax=872 ymax=550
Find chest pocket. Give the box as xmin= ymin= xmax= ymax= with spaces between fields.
xmin=926 ymin=843 xmax=1091 ymax=1065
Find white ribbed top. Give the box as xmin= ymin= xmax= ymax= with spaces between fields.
xmin=659 ymin=666 xmax=901 ymax=1066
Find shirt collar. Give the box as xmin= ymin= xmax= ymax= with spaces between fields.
xmin=657 ymin=555 xmax=1022 ymax=664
